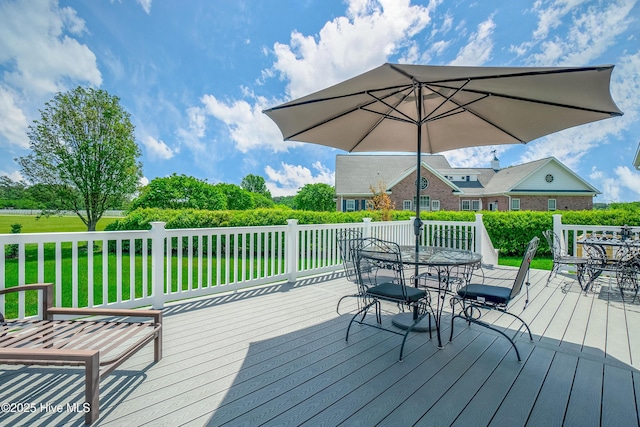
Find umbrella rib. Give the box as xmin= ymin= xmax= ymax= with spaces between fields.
xmin=263 ymin=83 xmax=413 ymax=112
xmin=278 ymin=86 xmax=415 ymax=141
xmin=427 ymin=83 xmax=622 ymax=116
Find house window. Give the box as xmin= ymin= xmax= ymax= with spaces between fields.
xmin=511 ymin=198 xmax=520 ymax=211
xmin=420 ymin=195 xmax=430 ymax=210
xmin=471 ymin=200 xmax=480 ymax=211
xmin=461 ymin=200 xmax=470 ymax=211
xmin=345 ymin=199 xmax=355 ymax=212
xmin=431 ymin=200 xmax=440 ymax=211
xmin=414 ymin=195 xmax=430 ymax=211
xmin=548 ymin=199 xmax=557 ymax=211
xmin=403 ymin=200 xmax=412 ymax=210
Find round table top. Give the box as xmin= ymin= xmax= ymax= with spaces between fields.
xmin=399 ymin=245 xmax=482 ymax=266
xmin=580 ymin=237 xmax=640 ymax=247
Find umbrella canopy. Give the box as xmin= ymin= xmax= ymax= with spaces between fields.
xmin=264 ymin=63 xmax=622 ymax=154
xmin=263 ymin=63 xmax=622 ymax=254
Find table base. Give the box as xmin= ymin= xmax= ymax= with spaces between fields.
xmin=391 ymin=312 xmax=435 ymax=333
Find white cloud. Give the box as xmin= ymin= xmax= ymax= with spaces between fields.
xmin=270 ymin=0 xmax=432 ymax=99
xmin=0 ymin=85 xmax=29 ymax=148
xmin=136 ymin=0 xmax=152 ymax=14
xmin=141 ymin=136 xmax=176 ymax=160
xmin=449 ymin=16 xmax=495 ymax=66
xmin=0 ymin=0 xmax=101 ymax=95
xmin=588 ymin=165 xmax=640 ymax=202
xmin=265 ymin=161 xmax=335 ymax=196
xmin=0 ymin=170 xmax=25 ymax=183
xmin=523 ymin=0 xmax=636 ymax=65
xmin=200 ymin=92 xmax=298 ymax=153
xmin=0 ymin=0 xmax=101 ymax=149
xmin=198 ymin=0 xmax=433 ymax=156
xmin=444 ymin=146 xmax=512 ymax=168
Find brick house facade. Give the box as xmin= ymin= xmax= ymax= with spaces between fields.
xmin=335 ymin=155 xmax=600 ymax=212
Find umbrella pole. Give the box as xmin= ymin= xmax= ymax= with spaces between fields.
xmin=414 ymin=85 xmax=423 ymax=287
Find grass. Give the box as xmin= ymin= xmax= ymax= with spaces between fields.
xmin=0 ymin=214 xmax=120 ymax=233
xmin=499 ymin=255 xmax=552 ymax=271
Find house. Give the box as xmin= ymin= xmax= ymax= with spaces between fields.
xmin=334 ymin=154 xmax=600 ymax=212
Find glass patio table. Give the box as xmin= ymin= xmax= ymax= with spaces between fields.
xmin=394 ymin=245 xmax=482 ymax=348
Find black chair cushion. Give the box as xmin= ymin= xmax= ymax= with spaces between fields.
xmin=367 ymin=282 xmax=427 ymax=303
xmin=457 ymin=284 xmax=511 ymax=305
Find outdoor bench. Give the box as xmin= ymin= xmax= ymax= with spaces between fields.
xmin=0 ymin=283 xmax=162 ymax=425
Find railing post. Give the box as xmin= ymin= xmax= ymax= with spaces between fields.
xmin=287 ymin=219 xmax=299 ymax=283
xmin=150 ymin=222 xmax=166 ymax=309
xmin=552 ymin=214 xmax=565 ymax=252
xmin=363 ymin=218 xmax=372 ymax=238
xmin=474 ymin=214 xmax=483 ymax=255
xmin=474 ymin=213 xmax=499 ymax=266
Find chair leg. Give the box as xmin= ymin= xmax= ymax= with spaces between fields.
xmin=398 ymin=311 xmax=430 ymax=361
xmin=336 ymin=293 xmax=363 ymax=315
xmin=346 ymin=300 xmax=376 ymax=342
xmin=546 ymin=263 xmax=559 ymax=286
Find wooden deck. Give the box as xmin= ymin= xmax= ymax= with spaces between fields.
xmin=2 ymin=265 xmax=640 ymax=426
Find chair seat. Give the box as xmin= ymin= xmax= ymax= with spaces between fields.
xmin=457 ymin=283 xmax=511 ymax=305
xmin=557 ymin=255 xmax=588 ymax=264
xmin=368 ymin=282 xmax=427 ymax=303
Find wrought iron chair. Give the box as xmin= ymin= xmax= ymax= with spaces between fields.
xmin=419 ymin=227 xmax=482 ymax=291
xmin=542 ymin=230 xmax=587 ymax=288
xmin=336 ymin=229 xmax=365 ymax=314
xmin=449 ymin=236 xmax=539 ymax=361
xmin=615 ymin=241 xmax=640 ymax=302
xmin=346 ymin=238 xmax=431 ymax=361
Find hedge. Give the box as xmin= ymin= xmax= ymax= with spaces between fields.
xmin=105 ymin=208 xmax=640 ymax=257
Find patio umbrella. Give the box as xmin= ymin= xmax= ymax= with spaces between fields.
xmin=263 ymin=63 xmax=622 ymax=258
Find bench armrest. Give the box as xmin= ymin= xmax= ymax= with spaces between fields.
xmin=46 ymin=307 xmax=162 ymax=324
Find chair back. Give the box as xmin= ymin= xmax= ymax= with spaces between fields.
xmin=509 ymin=236 xmax=540 ymax=300
xmin=432 ymin=227 xmax=474 ymax=251
xmin=543 ymin=229 xmax=565 ymax=260
xmin=355 ymin=238 xmax=407 ymax=298
xmin=337 ymin=229 xmax=363 ymax=282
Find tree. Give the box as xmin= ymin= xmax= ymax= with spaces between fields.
xmin=368 ymin=182 xmax=395 ymax=221
xmin=241 ymin=174 xmax=272 ymax=199
xmin=294 ymin=183 xmax=335 ymax=211
xmin=129 ymin=174 xmax=226 ymax=211
xmin=215 ymin=183 xmax=253 ymax=210
xmin=18 ymin=87 xmax=142 ymax=231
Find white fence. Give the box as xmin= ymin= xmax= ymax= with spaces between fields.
xmin=552 ymin=214 xmax=640 ymax=257
xmin=0 ymin=214 xmax=497 ymax=319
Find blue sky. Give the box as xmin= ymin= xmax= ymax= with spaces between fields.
xmin=1 ymin=0 xmax=639 ymax=202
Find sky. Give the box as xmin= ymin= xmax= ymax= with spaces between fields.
xmin=0 ymin=0 xmax=639 ymax=203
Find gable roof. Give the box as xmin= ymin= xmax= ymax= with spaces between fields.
xmin=334 ymin=154 xmax=451 ymax=195
xmin=335 ymin=154 xmax=600 ymax=197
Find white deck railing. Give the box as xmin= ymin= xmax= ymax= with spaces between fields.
xmin=0 ymin=214 xmax=496 ymax=318
xmin=552 ymin=213 xmax=640 ymax=256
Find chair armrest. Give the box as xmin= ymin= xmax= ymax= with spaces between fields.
xmin=46 ymin=307 xmax=162 ymax=324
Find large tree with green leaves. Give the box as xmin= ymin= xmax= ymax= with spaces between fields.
xmin=18 ymin=86 xmax=142 ymax=231
xmin=241 ymin=174 xmax=272 ymax=199
xmin=294 ymin=183 xmax=335 ymax=211
xmin=130 ymin=174 xmax=226 ymax=211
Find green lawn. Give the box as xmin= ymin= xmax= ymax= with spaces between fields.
xmin=0 ymin=214 xmax=120 ymax=233
xmin=498 ymin=255 xmax=552 ymax=271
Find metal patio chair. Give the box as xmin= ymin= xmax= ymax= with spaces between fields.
xmin=543 ymin=229 xmax=587 ymax=288
xmin=449 ymin=236 xmax=539 ymax=361
xmin=345 ymin=238 xmax=431 ymax=361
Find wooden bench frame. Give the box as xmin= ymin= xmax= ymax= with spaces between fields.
xmin=0 ymin=283 xmax=162 ymax=425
